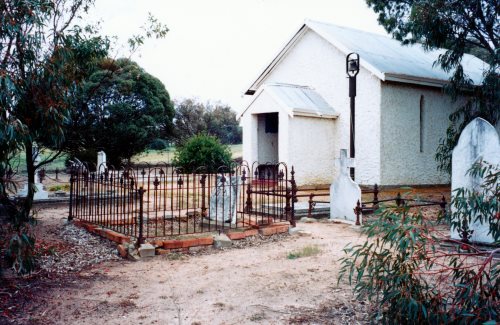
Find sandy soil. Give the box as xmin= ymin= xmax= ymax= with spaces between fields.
xmin=2 ymin=186 xmax=450 ymax=325
xmin=6 ymin=208 xmax=369 ymax=325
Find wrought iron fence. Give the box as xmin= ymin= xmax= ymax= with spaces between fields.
xmin=69 ymin=162 xmax=296 ymax=243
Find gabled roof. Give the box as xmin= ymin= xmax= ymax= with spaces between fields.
xmin=245 ymin=20 xmax=488 ymax=94
xmin=240 ymin=83 xmax=339 ymax=119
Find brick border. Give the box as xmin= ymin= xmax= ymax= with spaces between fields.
xmin=73 ymin=219 xmax=290 ymax=258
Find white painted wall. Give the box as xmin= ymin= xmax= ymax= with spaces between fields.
xmin=242 ymin=28 xmax=382 ymax=185
xmin=380 ymin=83 xmax=454 ymax=185
xmin=288 ymin=116 xmax=336 ymax=185
xmin=241 ymin=113 xmax=257 ymax=165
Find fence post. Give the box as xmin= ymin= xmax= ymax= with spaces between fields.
xmin=68 ymin=168 xmax=75 ymax=221
xmin=245 ymin=180 xmax=253 ymax=212
xmin=137 ymin=187 xmax=145 ymax=247
xmin=396 ymin=192 xmax=402 ymax=207
xmin=284 ymin=185 xmax=291 ymax=221
xmin=355 ymin=199 xmax=361 ymax=226
xmin=307 ymin=193 xmax=314 ymax=218
xmin=373 ymin=184 xmax=379 ymax=210
xmin=201 ymin=174 xmax=207 ymax=217
xmin=289 ymin=166 xmax=297 ymax=227
xmin=440 ymin=195 xmax=447 ymax=216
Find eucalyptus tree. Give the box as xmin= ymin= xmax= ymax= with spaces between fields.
xmin=0 ymin=0 xmax=168 ymax=274
xmin=0 ymin=0 xmax=111 ymax=273
xmin=366 ymin=0 xmax=499 ymax=172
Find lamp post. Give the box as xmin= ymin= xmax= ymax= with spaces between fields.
xmin=346 ymin=52 xmax=359 ymax=180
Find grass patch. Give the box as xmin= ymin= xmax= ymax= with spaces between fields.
xmin=48 ymin=184 xmax=70 ymax=192
xmin=230 ymin=144 xmax=242 ymax=159
xmin=287 ymin=245 xmax=321 ymax=260
xmin=131 ymin=144 xmax=242 ymax=164
xmin=12 ymin=150 xmax=68 ymax=173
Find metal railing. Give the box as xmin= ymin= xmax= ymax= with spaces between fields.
xmin=69 ymin=162 xmax=296 ymax=244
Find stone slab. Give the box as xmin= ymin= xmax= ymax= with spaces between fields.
xmin=213 ymin=233 xmax=232 ymax=249
xmin=330 ymin=149 xmax=361 ymax=224
xmin=138 ymin=243 xmax=155 ymax=258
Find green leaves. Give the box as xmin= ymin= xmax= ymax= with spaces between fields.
xmin=449 ymin=161 xmax=499 ymax=243
xmin=339 ymin=193 xmax=498 ymax=323
xmin=1 ymin=0 xmax=111 ymax=275
xmin=172 ymin=134 xmax=233 ymax=173
xmin=66 ymin=58 xmax=174 ymax=166
xmin=173 ymin=98 xmax=242 ymax=145
xmin=128 ymin=13 xmax=169 ymax=52
xmin=6 ymin=228 xmax=36 ymax=275
xmin=365 ymin=0 xmax=499 ymax=175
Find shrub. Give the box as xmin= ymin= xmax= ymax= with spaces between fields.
xmin=172 ymin=134 xmax=232 ymax=173
xmin=339 ymin=163 xmax=499 ymax=324
xmin=147 ymin=138 xmax=169 ymax=151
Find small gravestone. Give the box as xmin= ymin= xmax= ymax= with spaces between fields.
xmin=17 ymin=146 xmax=49 ymax=200
xmin=330 ymin=149 xmax=361 ymax=224
xmin=208 ymin=175 xmax=239 ymax=224
xmin=97 ymin=151 xmax=107 ymax=173
xmin=451 ymin=118 xmax=499 ymax=244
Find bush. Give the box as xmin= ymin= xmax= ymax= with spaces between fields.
xmin=148 ymin=138 xmax=169 ymax=151
xmin=172 ymin=134 xmax=232 ymax=173
xmin=339 ymin=163 xmax=499 ymax=324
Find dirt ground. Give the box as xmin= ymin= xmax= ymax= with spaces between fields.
xmin=2 ymin=207 xmax=371 ymax=325
xmin=1 ymin=186 xmax=450 ymax=325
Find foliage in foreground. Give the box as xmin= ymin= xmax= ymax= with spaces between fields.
xmin=172 ymin=134 xmax=232 ymax=173
xmin=451 ymin=161 xmax=499 ymax=243
xmin=0 ymin=0 xmax=168 ymax=275
xmin=339 ymin=163 xmax=499 ymax=324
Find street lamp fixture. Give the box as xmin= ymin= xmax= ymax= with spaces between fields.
xmin=346 ymin=52 xmax=359 ymax=180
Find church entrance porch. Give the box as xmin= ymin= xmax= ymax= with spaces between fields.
xmin=256 ymin=112 xmax=279 ymax=164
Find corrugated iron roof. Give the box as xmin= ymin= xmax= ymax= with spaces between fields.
xmin=240 ymin=83 xmax=339 ymax=118
xmin=306 ymin=20 xmax=487 ymax=86
xmin=245 ymin=20 xmax=489 ymax=94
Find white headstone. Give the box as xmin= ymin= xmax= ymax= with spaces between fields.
xmin=17 ymin=146 xmax=48 ymax=200
xmin=330 ymin=149 xmax=362 ymax=224
xmin=33 ymin=150 xmax=42 ymax=184
xmin=209 ymin=175 xmax=240 ymax=224
xmin=97 ymin=151 xmax=107 ymax=173
xmin=451 ymin=118 xmax=499 ymax=244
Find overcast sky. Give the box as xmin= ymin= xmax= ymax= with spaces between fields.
xmin=88 ymin=0 xmax=388 ymax=110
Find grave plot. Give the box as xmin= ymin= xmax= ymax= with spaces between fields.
xmin=68 ymin=162 xmax=297 ymax=245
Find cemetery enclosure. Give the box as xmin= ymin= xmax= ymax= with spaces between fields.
xmin=68 ymin=162 xmax=297 ymax=243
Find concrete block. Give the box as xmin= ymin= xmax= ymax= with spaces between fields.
xmin=138 ymin=243 xmax=155 ymax=258
xmin=213 ymin=233 xmax=232 ymax=249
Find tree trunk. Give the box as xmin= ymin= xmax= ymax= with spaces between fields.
xmin=23 ymin=140 xmax=34 ymax=222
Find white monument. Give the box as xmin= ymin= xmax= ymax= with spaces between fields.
xmin=451 ymin=118 xmax=499 ymax=244
xmin=97 ymin=151 xmax=107 ymax=173
xmin=18 ymin=147 xmax=49 ymax=200
xmin=208 ymin=175 xmax=240 ymax=224
xmin=330 ymin=149 xmax=361 ymax=224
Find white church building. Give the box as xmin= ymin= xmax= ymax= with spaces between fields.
xmin=238 ymin=20 xmax=487 ymax=186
